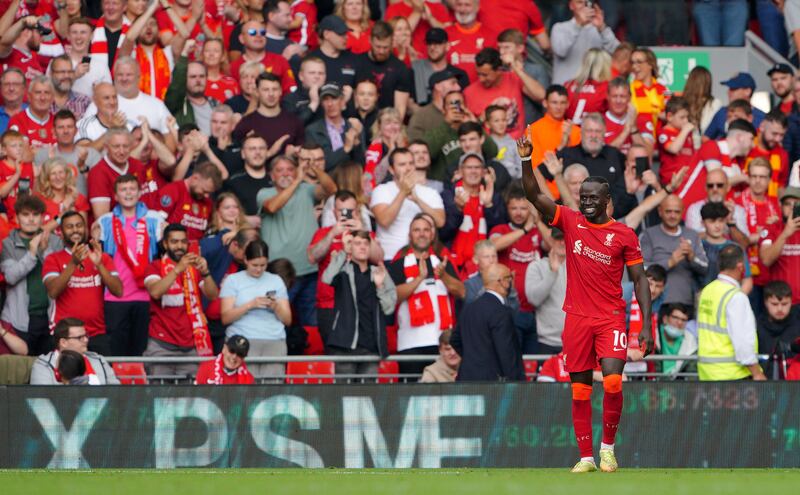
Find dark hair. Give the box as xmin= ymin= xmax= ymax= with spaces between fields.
xmin=193 ymin=161 xmax=224 ymax=190
xmin=114 ymin=173 xmax=140 ymax=192
xmin=14 ymin=195 xmax=46 ymax=215
xmin=484 ymin=104 xmax=506 ymax=120
xmin=178 ymin=123 xmax=200 ymax=141
xmin=583 ymin=176 xmax=610 ymax=196
xmin=439 ymin=329 xmax=453 ymax=346
xmin=764 ymin=280 xmax=792 ymax=301
xmin=231 ymin=228 xmax=258 ymax=249
xmin=727 ymin=99 xmax=753 ymax=116
xmin=718 ymin=244 xmax=745 ymax=271
xmin=269 ymin=154 xmax=297 ymax=173
xmin=335 ymin=189 xmax=357 ymax=203
xmin=59 ymin=210 xmax=84 ymax=228
xmin=545 ymin=84 xmax=569 ymax=99
xmin=371 ymin=20 xmax=393 ymax=40
xmin=502 ymin=180 xmax=527 ymax=204
xmin=700 ymin=201 xmax=729 ymax=220
xmin=53 ymin=109 xmax=77 ymax=125
xmin=665 ymin=96 xmax=689 ymax=116
xmin=408 ymin=138 xmax=429 ymax=149
xmin=257 ymin=71 xmax=281 ymax=87
xmin=388 ymin=147 xmax=413 ymax=167
xmin=764 ymin=110 xmax=788 ymax=128
xmin=58 ymin=350 xmax=86 ymax=382
xmin=728 ymin=117 xmax=757 ymax=135
xmin=661 ymin=302 xmax=689 ymax=322
xmin=475 ymin=47 xmax=502 ymax=70
xmin=267 ymin=258 xmax=296 ymax=289
xmin=645 ymin=264 xmax=667 ymax=283
xmin=263 ymin=0 xmax=289 ymax=17
xmin=244 ymin=239 xmax=269 ymax=260
xmin=351 ymin=230 xmax=371 ymax=242
xmin=457 ymin=121 xmax=484 ymax=138
xmin=242 ymin=133 xmax=267 ymax=146
xmin=300 ymin=141 xmax=324 ymax=153
xmin=162 ymin=223 xmax=188 ymax=241
xmin=608 ymin=76 xmax=631 ymax=93
xmin=53 ymin=317 xmax=84 ymax=348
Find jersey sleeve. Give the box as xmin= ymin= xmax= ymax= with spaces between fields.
xmin=527 ymin=3 xmax=545 ymax=35
xmin=657 ymin=129 xmax=677 ymax=153
xmin=41 ymin=252 xmax=62 ymax=281
xmin=87 ymin=168 xmax=112 ymax=204
xmin=549 ymin=204 xmax=570 ymax=231
xmin=623 ymin=229 xmax=644 ymax=266
xmin=144 ymin=260 xmax=162 ymax=284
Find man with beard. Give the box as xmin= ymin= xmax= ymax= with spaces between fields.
xmin=65 ymin=18 xmax=112 ymax=99
xmin=87 ymin=127 xmax=145 ymax=219
xmin=264 ymin=0 xmax=304 ymax=59
xmin=7 ymin=75 xmax=56 ymax=150
xmin=165 ymin=41 xmax=218 ymax=135
xmin=49 ymin=56 xmax=91 ymax=120
xmin=43 ymin=211 xmax=122 ymax=356
xmin=407 ymin=68 xmax=461 ymax=142
xmin=144 ymin=223 xmax=219 ymax=379
xmin=746 ymin=111 xmax=789 ymax=201
xmin=353 ymin=21 xmax=411 ymax=119
xmin=0 ymin=14 xmax=46 ymax=83
xmin=684 ymin=168 xmax=750 ymax=245
xmin=149 ymin=161 xmax=223 ymax=241
xmin=228 ymin=19 xmax=295 ymax=93
xmin=410 ymin=29 xmax=469 ymax=107
xmin=760 ymin=187 xmax=800 ymax=305
xmin=445 ymin=0 xmax=491 ymax=84
xmin=768 ymin=63 xmax=795 ymax=115
xmin=224 ymin=134 xmax=276 ymax=225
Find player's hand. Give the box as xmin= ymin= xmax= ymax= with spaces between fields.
xmin=627 ymin=348 xmax=644 ymax=362
xmin=516 ymin=136 xmax=533 ymax=159
xmin=638 ymin=331 xmax=654 ymax=358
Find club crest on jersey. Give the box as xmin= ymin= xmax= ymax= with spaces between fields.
xmin=604 ymin=233 xmax=615 ymax=246
xmin=160 ymin=195 xmax=172 ymax=207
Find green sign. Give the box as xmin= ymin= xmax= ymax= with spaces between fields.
xmin=653 ymin=50 xmax=711 ymax=92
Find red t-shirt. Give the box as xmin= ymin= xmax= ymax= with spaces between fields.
xmin=603 ymin=111 xmax=654 ymax=156
xmin=149 ymin=180 xmax=212 ymax=241
xmin=763 ymin=225 xmax=800 ymax=304
xmin=677 ymin=140 xmax=741 ymax=208
xmin=195 ymin=357 xmax=255 ymax=384
xmin=735 ymin=190 xmax=780 ymax=286
xmin=346 ymin=24 xmax=372 ymax=54
xmin=464 ymin=71 xmax=526 ymax=138
xmin=205 ymin=76 xmax=240 ymax=103
xmin=0 ymin=47 xmax=46 ymax=84
xmin=155 ymin=8 xmax=224 ymax=43
xmin=478 ymin=0 xmax=545 ymax=42
xmin=7 ymin=109 xmax=55 ymax=149
xmin=310 ymin=226 xmax=377 ymax=309
xmin=144 ymin=258 xmax=200 ymax=348
xmin=538 ymin=353 xmax=570 ymax=382
xmin=657 ymin=125 xmax=696 ymax=185
xmin=288 ymin=0 xmax=319 ymax=49
xmin=746 ymin=143 xmax=789 ymax=201
xmin=565 ymin=79 xmax=608 ymax=124
xmin=42 ymin=249 xmax=117 ymax=337
xmin=229 ymin=52 xmax=296 ymax=93
xmin=0 ymin=160 xmax=35 ymax=226
xmin=139 ymin=159 xmax=171 ymax=202
xmin=550 ymin=205 xmax=643 ymax=321
xmin=87 ymin=158 xmax=145 ymax=212
xmin=38 ymin=193 xmax=90 ymax=226
xmin=489 ymin=223 xmax=542 ymax=311
xmin=384 ymin=1 xmax=453 ymax=57
xmin=445 ymin=22 xmax=492 ymax=83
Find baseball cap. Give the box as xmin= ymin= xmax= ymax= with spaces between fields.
xmin=425 ymin=28 xmax=448 ymax=45
xmin=428 ymin=68 xmax=459 ymax=88
xmin=721 ymin=72 xmax=756 ymax=90
xmin=319 ymin=82 xmax=342 ymax=98
xmin=318 ymin=15 xmax=349 ymax=36
xmin=779 ymin=187 xmax=800 ymax=202
xmin=458 ymin=152 xmax=485 ymax=167
xmin=767 ymin=63 xmax=794 ymax=76
xmin=551 ymin=227 xmax=564 ymax=239
xmin=225 ymin=335 xmax=250 ymax=358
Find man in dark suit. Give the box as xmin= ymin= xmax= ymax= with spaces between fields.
xmin=451 ymin=263 xmax=525 ymax=381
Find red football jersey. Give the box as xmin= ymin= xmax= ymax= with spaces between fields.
xmin=87 ymin=158 xmax=145 ymax=212
xmin=478 ymin=0 xmax=545 ymax=41
xmin=565 ymin=79 xmax=608 ymax=124
xmin=763 ymin=225 xmax=800 ymax=304
xmin=43 ymin=249 xmax=117 ymax=337
xmin=144 ymin=258 xmax=199 ymax=348
xmin=735 ymin=190 xmax=780 ymax=286
xmin=603 ymin=111 xmax=654 ymax=155
xmin=0 ymin=46 xmax=46 ymax=84
xmin=538 ymin=352 xmax=570 ymax=382
xmin=7 ymin=109 xmax=55 ymax=149
xmin=489 ymin=223 xmax=542 ymax=311
xmin=139 ymin=159 xmax=170 ymax=200
xmin=0 ymin=160 xmax=35 ymax=226
xmin=288 ymin=0 xmax=319 ymax=48
xmin=385 ymin=1 xmax=453 ymax=57
xmin=229 ymin=53 xmax=296 ymax=94
xmin=677 ymin=140 xmax=741 ymax=208
xmin=38 ymin=192 xmax=90 ymax=226
xmin=551 ymin=205 xmax=643 ymax=321
xmin=445 ymin=23 xmax=492 ymax=83
xmin=195 ymin=358 xmax=255 ymax=384
xmin=746 ymin=142 xmax=789 ymax=201
xmin=464 ymin=72 xmax=526 ymax=138
xmin=150 ymin=180 xmax=212 ymax=241
xmin=205 ymin=76 xmax=240 ymax=103
xmin=656 ymin=125 xmax=696 ymax=185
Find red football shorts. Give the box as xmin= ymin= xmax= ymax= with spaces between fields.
xmin=562 ymin=313 xmax=628 ymax=373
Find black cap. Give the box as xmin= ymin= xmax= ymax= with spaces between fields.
xmin=225 ymin=335 xmax=250 ymax=358
xmin=428 ymin=68 xmax=459 ymax=88
xmin=318 ymin=15 xmax=349 ymax=36
xmin=768 ymin=63 xmax=794 ymax=76
xmin=425 ymin=28 xmax=448 ymax=45
xmin=319 ymin=82 xmax=342 ymax=98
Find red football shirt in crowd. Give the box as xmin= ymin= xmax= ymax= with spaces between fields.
xmin=43 ymin=249 xmax=117 ymax=337
xmin=489 ymin=223 xmax=542 ymax=311
xmin=657 ymin=125 xmax=696 ymax=185
xmin=87 ymin=157 xmax=145 ymax=213
xmin=762 ymin=224 xmax=800 ymax=304
xmin=603 ymin=111 xmax=655 ymax=156
xmin=478 ymin=0 xmax=545 ymax=42
xmin=538 ymin=352 xmax=571 ymax=382
xmin=0 ymin=160 xmax=35 ymax=225
xmin=195 ymin=356 xmax=255 ymax=384
xmin=384 ymin=1 xmax=453 ymax=57
xmin=149 ymin=180 xmax=212 ymax=241
xmin=565 ymin=79 xmax=608 ymax=124
xmin=144 ymin=258 xmax=199 ymax=348
xmin=678 ymin=140 xmax=741 ymax=208
xmin=288 ymin=0 xmax=319 ymax=49
xmin=445 ymin=22 xmax=492 ymax=83
xmin=229 ymin=52 xmax=296 ymax=93
xmin=464 ymin=71 xmax=526 ymax=139
xmin=7 ymin=109 xmax=55 ymax=149
xmin=205 ymin=76 xmax=240 ymax=103
xmin=735 ymin=189 xmax=780 ymax=287
xmin=0 ymin=47 xmax=47 ymax=84
xmin=746 ymin=142 xmax=789 ymax=201
xmin=550 ymin=205 xmax=643 ymax=320
xmin=346 ymin=25 xmax=373 ymax=55
xmin=38 ymin=193 xmax=90 ymax=226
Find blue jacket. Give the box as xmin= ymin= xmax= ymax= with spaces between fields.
xmin=704 ymin=106 xmax=765 ymax=141
xmin=96 ymin=202 xmax=161 ymax=259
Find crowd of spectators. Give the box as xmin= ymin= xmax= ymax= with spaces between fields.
xmin=0 ymin=0 xmax=799 ymax=384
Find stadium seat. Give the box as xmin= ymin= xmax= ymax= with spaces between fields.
xmin=378 ymin=360 xmax=399 ymax=383
xmin=523 ymin=359 xmax=539 ymax=382
xmin=285 ymin=361 xmax=335 ymax=384
xmin=304 ymin=326 xmax=325 ymax=355
xmin=112 ymin=362 xmax=148 ymax=385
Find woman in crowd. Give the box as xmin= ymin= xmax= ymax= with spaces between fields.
xmin=220 ymin=240 xmax=292 ymax=380
xmin=365 ymin=107 xmax=407 ymax=189
xmin=55 ymin=0 xmax=93 ymax=38
xmin=35 ymin=157 xmax=89 ymax=230
xmin=630 ymin=47 xmax=668 ymax=129
xmin=389 ymin=16 xmax=416 ymax=67
xmin=682 ymin=65 xmax=722 ymax=135
xmin=565 ymin=48 xmax=612 ymax=124
xmin=225 ymin=61 xmax=263 ymax=115
xmin=321 ymin=162 xmax=373 ymax=230
xmin=202 ymin=38 xmax=240 ymax=103
xmin=209 ymin=192 xmax=251 ymax=240
xmin=337 ymin=0 xmax=373 ymax=54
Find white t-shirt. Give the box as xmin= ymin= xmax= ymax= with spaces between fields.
xmin=71 ymin=54 xmax=113 ymax=98
xmin=369 ymin=181 xmax=444 ymax=259
xmin=83 ymin=92 xmax=172 ymax=134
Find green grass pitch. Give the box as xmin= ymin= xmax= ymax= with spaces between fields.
xmin=1 ymin=469 xmax=798 ymax=494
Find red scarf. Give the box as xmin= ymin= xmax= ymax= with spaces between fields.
xmin=212 ymin=354 xmax=254 ymax=384
xmin=136 ymin=44 xmax=172 ymax=99
xmin=364 ymin=141 xmax=383 ymax=192
xmin=112 ymin=215 xmax=149 ymax=288
xmin=161 ymin=257 xmax=213 ymax=356
xmin=402 ymin=249 xmax=454 ymax=330
xmin=90 ymin=17 xmax=129 ymax=69
xmin=53 ymin=352 xmax=98 ymax=384
xmin=740 ymin=189 xmax=779 ymax=278
xmin=451 ymin=180 xmax=486 ymax=268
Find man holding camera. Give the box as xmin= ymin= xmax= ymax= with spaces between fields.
xmin=43 ymin=211 xmax=123 ymax=356
xmin=0 ymin=12 xmax=47 ymax=84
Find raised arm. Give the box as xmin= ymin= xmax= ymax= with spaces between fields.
xmin=519 ymin=136 xmax=557 ymax=223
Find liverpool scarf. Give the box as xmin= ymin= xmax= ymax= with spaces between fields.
xmin=136 ymin=44 xmax=171 ymax=99
xmin=212 ymin=354 xmax=253 ymax=384
xmin=112 ymin=214 xmax=150 ymax=288
xmin=90 ymin=17 xmax=129 ymax=70
xmin=402 ymin=249 xmax=454 ymax=330
xmin=451 ymin=181 xmax=487 ymax=268
xmin=160 ymin=257 xmax=213 ymax=356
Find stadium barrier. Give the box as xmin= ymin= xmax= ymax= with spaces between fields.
xmin=1 ymin=381 xmax=797 ymax=469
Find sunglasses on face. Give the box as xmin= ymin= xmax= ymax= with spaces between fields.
xmin=247 ymin=28 xmax=267 ymax=37
xmin=706 ymin=183 xmax=725 ymax=189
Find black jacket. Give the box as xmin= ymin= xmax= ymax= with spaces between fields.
xmin=757 ymin=308 xmax=800 ymax=378
xmin=305 ymin=118 xmax=366 ymax=172
xmin=451 ymin=292 xmax=524 ymax=381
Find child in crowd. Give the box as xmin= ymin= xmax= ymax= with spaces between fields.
xmin=485 ymin=105 xmax=522 ymax=180
xmin=0 ymin=130 xmax=36 ymax=226
xmin=656 ymin=96 xmax=695 ymax=185
xmin=700 ymin=201 xmax=752 ymax=291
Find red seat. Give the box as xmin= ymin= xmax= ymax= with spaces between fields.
xmin=523 ymin=359 xmax=539 ymax=382
xmin=112 ymin=362 xmax=147 ymax=385
xmin=377 ymin=360 xmax=399 ymax=383
xmin=386 ymin=324 xmax=398 ymax=355
xmin=285 ymin=361 xmax=335 ymax=384
xmin=304 ymin=326 xmax=325 ymax=355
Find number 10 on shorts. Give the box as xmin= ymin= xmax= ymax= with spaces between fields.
xmin=613 ymin=330 xmax=627 ymax=351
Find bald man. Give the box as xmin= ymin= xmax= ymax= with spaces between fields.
xmin=450 ymin=263 xmax=525 ymax=381
xmin=684 ymin=168 xmax=750 ymax=242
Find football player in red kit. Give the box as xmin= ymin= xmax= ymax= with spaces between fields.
xmin=519 ymin=135 xmax=653 ymax=473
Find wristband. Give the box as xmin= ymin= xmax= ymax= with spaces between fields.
xmin=521 ymin=156 xmax=532 ymax=162
xmin=664 ymin=185 xmax=673 ymax=194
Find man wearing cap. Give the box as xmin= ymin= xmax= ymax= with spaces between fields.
xmin=194 ymin=335 xmax=255 ymax=385
xmin=705 ymin=72 xmax=765 ymax=141
xmin=353 ymin=21 xmax=412 ymax=119
xmin=308 ymin=15 xmax=357 ymax=99
xmin=445 ymin=0 xmax=492 ymax=83
xmin=760 ymin=186 xmax=800 ymax=306
xmin=411 ymin=28 xmax=469 ymax=107
xmin=768 ymin=63 xmax=795 ymax=115
xmin=305 ymin=82 xmax=365 ymax=171
xmin=407 ymin=68 xmax=463 ymax=142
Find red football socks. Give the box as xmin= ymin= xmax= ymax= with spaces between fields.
xmin=602 ymin=374 xmax=624 ymax=445
xmin=571 ymin=383 xmax=594 ymax=458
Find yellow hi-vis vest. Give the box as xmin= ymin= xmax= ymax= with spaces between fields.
xmin=697 ymin=279 xmax=754 ymax=381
